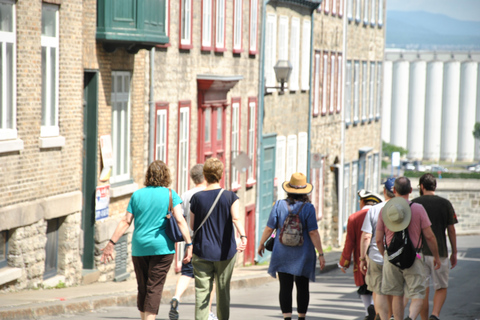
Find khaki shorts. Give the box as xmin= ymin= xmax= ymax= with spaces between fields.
xmin=381 ymin=252 xmax=426 ymax=299
xmin=423 ymin=255 xmax=449 ymax=290
xmin=366 ymin=257 xmax=385 ymax=295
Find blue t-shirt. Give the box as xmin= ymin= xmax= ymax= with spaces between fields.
xmin=190 ymin=189 xmax=239 ymax=261
xmin=267 ymin=200 xmax=319 ymax=282
xmin=127 ymin=186 xmax=182 ymax=256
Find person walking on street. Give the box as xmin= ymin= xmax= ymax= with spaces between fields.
xmin=359 ymin=178 xmax=396 ymax=320
xmin=190 ymin=158 xmax=247 ymax=320
xmin=339 ymin=190 xmax=383 ymax=320
xmin=412 ymin=173 xmax=458 ymax=320
xmin=101 ymin=160 xmax=193 ymax=320
xmin=376 ymin=177 xmax=441 ymax=320
xmin=169 ymin=164 xmax=218 ymax=320
xmin=258 ymin=172 xmax=326 ymax=320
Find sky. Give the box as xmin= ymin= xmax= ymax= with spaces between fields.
xmin=387 ymin=0 xmax=480 ymax=22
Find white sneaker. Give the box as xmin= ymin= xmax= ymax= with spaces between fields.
xmin=208 ymin=312 xmax=218 ymax=320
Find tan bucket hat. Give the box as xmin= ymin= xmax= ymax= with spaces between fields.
xmin=381 ymin=197 xmax=412 ymax=232
xmin=282 ymin=172 xmax=313 ymax=195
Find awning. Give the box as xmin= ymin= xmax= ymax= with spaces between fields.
xmin=197 ymin=74 xmax=243 ymax=103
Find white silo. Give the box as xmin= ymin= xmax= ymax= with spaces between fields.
xmin=457 ymin=61 xmax=478 ymax=161
xmin=390 ymin=60 xmax=409 ymax=149
xmin=475 ymin=62 xmax=480 ymax=161
xmin=382 ymin=60 xmax=393 ymax=143
xmin=440 ymin=60 xmax=461 ymax=161
xmin=407 ymin=60 xmax=427 ymax=159
xmin=424 ymin=61 xmax=444 ymax=160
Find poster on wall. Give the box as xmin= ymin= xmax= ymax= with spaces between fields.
xmin=95 ymin=185 xmax=110 ymax=221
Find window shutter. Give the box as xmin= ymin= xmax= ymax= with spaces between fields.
xmin=278 ymin=16 xmax=288 ymax=61
xmin=297 ymin=132 xmax=308 ymax=175
xmin=322 ymin=53 xmax=328 ymax=115
xmin=276 ymin=136 xmax=287 ymax=200
xmin=301 ymin=20 xmax=311 ymax=90
xmin=290 ymin=17 xmax=300 ymax=91
xmin=313 ymin=52 xmax=320 ymax=116
xmin=286 ymin=135 xmax=297 ymax=180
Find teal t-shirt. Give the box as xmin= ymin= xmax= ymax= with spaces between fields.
xmin=127 ymin=186 xmax=182 ymax=256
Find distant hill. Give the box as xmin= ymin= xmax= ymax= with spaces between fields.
xmin=386 ymin=11 xmax=480 ymax=50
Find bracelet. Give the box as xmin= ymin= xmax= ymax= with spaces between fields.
xmin=240 ymin=235 xmax=247 ymax=239
xmin=360 ymin=257 xmax=366 ymax=261
xmin=109 ymin=239 xmax=116 ymax=245
xmin=318 ymin=253 xmax=324 ymax=257
xmin=185 ymin=242 xmax=193 ymax=246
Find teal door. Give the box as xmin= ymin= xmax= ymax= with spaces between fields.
xmin=256 ymin=133 xmax=276 ymax=264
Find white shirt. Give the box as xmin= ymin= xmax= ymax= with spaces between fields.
xmin=361 ymin=201 xmax=387 ymax=264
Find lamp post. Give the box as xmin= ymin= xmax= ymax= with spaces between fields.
xmin=265 ymin=60 xmax=293 ymax=94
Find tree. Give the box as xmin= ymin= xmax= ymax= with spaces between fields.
xmin=473 ymin=122 xmax=480 ymax=141
xmin=382 ymin=141 xmax=408 ymax=158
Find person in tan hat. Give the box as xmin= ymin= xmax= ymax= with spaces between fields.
xmin=339 ymin=189 xmax=383 ymax=320
xmin=257 ymin=172 xmax=325 ymax=320
xmin=376 ymin=177 xmax=441 ymax=320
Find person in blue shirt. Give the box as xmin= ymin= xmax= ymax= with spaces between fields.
xmin=101 ymin=160 xmax=193 ymax=320
xmin=258 ymin=172 xmax=326 ymax=320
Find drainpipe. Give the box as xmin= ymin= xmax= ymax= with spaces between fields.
xmin=338 ymin=0 xmax=348 ymax=245
xmin=255 ymin=0 xmax=267 ymax=260
xmin=149 ymin=48 xmax=155 ymax=164
xmin=306 ymin=5 xmax=318 ymax=181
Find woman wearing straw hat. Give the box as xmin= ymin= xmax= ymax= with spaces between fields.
xmin=258 ymin=172 xmax=326 ymax=320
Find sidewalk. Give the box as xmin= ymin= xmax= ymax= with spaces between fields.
xmin=0 ymin=250 xmax=342 ymax=320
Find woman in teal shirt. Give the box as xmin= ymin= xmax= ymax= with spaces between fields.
xmin=101 ymin=160 xmax=193 ymax=320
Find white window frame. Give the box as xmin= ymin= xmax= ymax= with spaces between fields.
xmin=354 ymin=60 xmax=359 ymax=123
xmin=155 ymin=108 xmax=167 ymax=162
xmin=41 ymin=4 xmax=59 ymax=137
xmin=215 ymin=0 xmax=226 ymax=51
xmin=378 ymin=0 xmax=383 ymax=26
xmin=111 ymin=72 xmax=132 ymax=184
xmin=337 ymin=54 xmax=343 ymax=113
xmin=351 ymin=161 xmax=358 ymax=215
xmin=297 ymin=132 xmax=308 ymax=175
xmin=278 ymin=16 xmax=288 ymax=61
xmin=249 ymin=0 xmax=258 ymax=54
xmin=330 ymin=54 xmax=336 ymax=114
xmin=322 ymin=53 xmax=328 ymax=115
xmin=376 ymin=61 xmax=382 ymax=119
xmin=313 ymin=52 xmax=320 ymax=116
xmin=343 ymin=163 xmax=350 ymax=229
xmin=180 ymin=0 xmax=192 ymax=48
xmin=202 ymin=0 xmax=213 ymax=49
xmin=286 ymin=135 xmax=297 ymax=181
xmin=233 ymin=0 xmax=242 ymax=52
xmin=366 ymin=155 xmax=373 ymax=191
xmin=345 ymin=60 xmax=352 ymax=124
xmin=373 ymin=153 xmax=379 ymax=192
xmin=363 ymin=0 xmax=369 ymax=25
xmin=369 ymin=62 xmax=375 ymax=120
xmin=339 ymin=0 xmax=344 ymax=16
xmin=0 ymin=0 xmax=16 ymax=140
xmin=347 ymin=0 xmax=353 ymax=21
xmin=324 ymin=0 xmax=330 ymax=13
xmin=332 ymin=0 xmax=337 ymax=15
xmin=362 ymin=61 xmax=368 ymax=122
xmin=247 ymin=99 xmax=257 ymax=183
xmin=276 ymin=136 xmax=287 ymax=201
xmin=231 ymin=100 xmax=241 ymax=189
xmin=265 ymin=13 xmax=277 ymax=89
xmin=301 ymin=19 xmax=311 ymax=91
xmin=178 ymin=105 xmax=190 ymax=196
xmin=289 ymin=17 xmax=300 ymax=91
xmin=370 ymin=0 xmax=376 ymax=26
xmin=355 ymin=0 xmax=361 ymax=23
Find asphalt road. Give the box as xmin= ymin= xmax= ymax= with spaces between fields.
xmin=39 ymin=235 xmax=480 ymax=320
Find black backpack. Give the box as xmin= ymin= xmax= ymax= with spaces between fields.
xmin=385 ymin=204 xmax=422 ymax=269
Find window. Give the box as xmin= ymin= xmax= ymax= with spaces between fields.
xmin=111 ymin=72 xmax=131 ymax=184
xmin=275 ymin=136 xmax=286 ymax=200
xmin=215 ymin=0 xmax=226 ymax=51
xmin=311 ymin=158 xmax=324 ymax=220
xmin=366 ymin=155 xmax=373 ymax=190
xmin=44 ymin=218 xmax=59 ymax=280
xmin=289 ymin=17 xmax=300 ymax=91
xmin=0 ymin=230 xmax=7 ymax=268
xmin=297 ymin=132 xmax=308 ymax=175
xmin=354 ymin=61 xmax=359 ymax=123
xmin=286 ymin=135 xmax=297 ymax=180
xmin=363 ymin=0 xmax=369 ymax=25
xmin=370 ymin=0 xmax=376 ymax=26
xmin=41 ymin=4 xmax=59 ymax=137
xmin=355 ymin=0 xmax=361 ymax=23
xmin=247 ymin=98 xmax=257 ymax=185
xmin=373 ymin=153 xmax=379 ymax=192
xmin=201 ymin=0 xmax=213 ymax=50
xmin=332 ymin=0 xmax=337 ymax=15
xmin=180 ymin=0 xmax=193 ymax=49
xmin=321 ymin=53 xmax=329 ymax=115
xmin=249 ymin=0 xmax=258 ymax=54
xmin=347 ymin=0 xmax=353 ymax=21
xmin=351 ymin=161 xmax=358 ymax=215
xmin=339 ymin=0 xmax=344 ymax=17
xmin=231 ymin=98 xmax=241 ymax=189
xmin=301 ymin=20 xmax=311 ymax=91
xmin=369 ymin=62 xmax=375 ymax=121
xmin=376 ymin=62 xmax=382 ymax=119
xmin=154 ymin=102 xmax=168 ymax=162
xmin=177 ymin=102 xmax=190 ymax=196
xmin=342 ymin=164 xmax=350 ymax=229
xmin=324 ymin=0 xmax=330 ymax=13
xmin=330 ymin=53 xmax=336 ymax=114
xmin=337 ymin=53 xmax=343 ymax=113
xmin=378 ymin=0 xmax=383 ymax=26
xmin=233 ymin=0 xmax=242 ymax=53
xmin=265 ymin=13 xmax=277 ymax=89
xmin=313 ymin=52 xmax=320 ymax=116
xmin=345 ymin=60 xmax=352 ymax=124
xmin=0 ymin=0 xmax=15 ymax=141
xmin=362 ymin=61 xmax=368 ymax=122
xmin=278 ymin=16 xmax=288 ymax=61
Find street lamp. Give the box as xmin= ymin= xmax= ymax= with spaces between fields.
xmin=265 ymin=60 xmax=293 ymax=94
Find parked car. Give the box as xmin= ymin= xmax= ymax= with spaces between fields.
xmin=467 ymin=162 xmax=480 ymax=172
xmin=430 ymin=165 xmax=448 ymax=173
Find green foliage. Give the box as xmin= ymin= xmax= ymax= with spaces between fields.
xmin=404 ymin=171 xmax=480 ymax=179
xmin=382 ymin=141 xmax=408 ymax=158
xmin=473 ymin=122 xmax=480 ymax=140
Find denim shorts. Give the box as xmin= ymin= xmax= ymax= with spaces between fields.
xmin=181 ymin=261 xmax=194 ymax=278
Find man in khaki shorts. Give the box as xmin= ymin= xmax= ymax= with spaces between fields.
xmin=360 ymin=178 xmax=395 ymax=320
xmin=376 ymin=177 xmax=441 ymax=320
xmin=412 ymin=174 xmax=457 ymax=320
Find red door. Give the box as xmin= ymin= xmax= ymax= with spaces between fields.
xmin=244 ymin=204 xmax=256 ymax=265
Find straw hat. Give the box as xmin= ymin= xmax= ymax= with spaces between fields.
xmin=381 ymin=197 xmax=412 ymax=232
xmin=282 ymin=172 xmax=313 ymax=195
